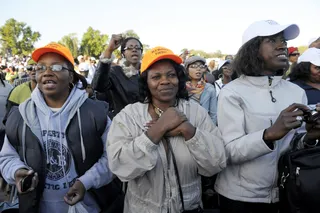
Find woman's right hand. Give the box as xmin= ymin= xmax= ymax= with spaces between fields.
xmin=14 ymin=169 xmax=38 ymax=194
xmin=146 ymin=107 xmax=187 ymax=144
xmin=102 ymin=34 xmax=123 ymax=59
xmin=263 ymin=103 xmax=309 ymax=142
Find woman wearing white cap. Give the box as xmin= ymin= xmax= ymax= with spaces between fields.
xmin=214 ymin=60 xmax=236 ymax=97
xmin=289 ymin=47 xmax=320 ymax=106
xmin=214 ymin=20 xmax=320 ymax=213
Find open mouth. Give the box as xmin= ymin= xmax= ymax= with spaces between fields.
xmin=43 ymin=80 xmax=57 ymax=84
xmin=276 ymin=53 xmax=288 ymax=59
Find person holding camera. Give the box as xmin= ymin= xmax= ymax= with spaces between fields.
xmin=214 ymin=20 xmax=320 ymax=213
xmin=0 ymin=43 xmax=114 ymax=213
xmin=91 ymin=34 xmax=143 ymax=119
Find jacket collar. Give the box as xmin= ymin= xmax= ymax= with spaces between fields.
xmin=241 ymin=75 xmax=283 ymax=88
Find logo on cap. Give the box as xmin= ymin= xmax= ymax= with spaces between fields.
xmin=265 ymin=20 xmax=279 ymax=25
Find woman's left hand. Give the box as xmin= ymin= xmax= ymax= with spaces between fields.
xmin=305 ymin=104 xmax=320 ymax=141
xmin=166 ymin=121 xmax=196 ymax=140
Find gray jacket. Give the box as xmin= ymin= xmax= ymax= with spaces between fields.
xmin=107 ymin=100 xmax=226 ymax=213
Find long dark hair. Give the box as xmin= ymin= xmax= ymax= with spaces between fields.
xmin=139 ymin=59 xmax=189 ymax=103
xmin=66 ymin=61 xmax=88 ymax=89
xmin=232 ymin=37 xmax=265 ymax=76
xmin=289 ymin=62 xmax=311 ymax=82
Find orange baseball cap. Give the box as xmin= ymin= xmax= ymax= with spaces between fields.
xmin=141 ymin=46 xmax=182 ymax=73
xmin=32 ymin=43 xmax=75 ymax=65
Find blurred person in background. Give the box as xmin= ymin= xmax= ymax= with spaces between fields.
xmin=289 ymin=47 xmax=320 ymax=106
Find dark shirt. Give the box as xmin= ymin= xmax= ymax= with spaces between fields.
xmin=291 ymin=80 xmax=320 ymax=105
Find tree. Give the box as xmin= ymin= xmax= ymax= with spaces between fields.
xmin=58 ymin=33 xmax=79 ymax=58
xmin=0 ymin=18 xmax=41 ymax=56
xmin=122 ymin=30 xmax=140 ymax=39
xmin=143 ymin=44 xmax=151 ymax=53
xmin=80 ymin=27 xmax=108 ymax=58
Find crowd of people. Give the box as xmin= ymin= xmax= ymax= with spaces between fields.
xmin=0 ymin=19 xmax=319 ymax=213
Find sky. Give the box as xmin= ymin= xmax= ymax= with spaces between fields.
xmin=0 ymin=0 xmax=319 ymax=55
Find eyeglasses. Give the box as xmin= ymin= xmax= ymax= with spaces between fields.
xmin=123 ymin=46 xmax=143 ymax=51
xmin=189 ymin=64 xmax=207 ymax=69
xmin=35 ymin=64 xmax=72 ymax=73
xmin=289 ymin=53 xmax=300 ymax=57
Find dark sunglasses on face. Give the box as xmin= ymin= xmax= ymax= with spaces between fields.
xmin=290 ymin=53 xmax=300 ymax=57
xmin=26 ymin=65 xmax=34 ymax=71
xmin=35 ymin=64 xmax=72 ymax=73
xmin=123 ymin=46 xmax=142 ymax=51
xmin=189 ymin=64 xmax=207 ymax=69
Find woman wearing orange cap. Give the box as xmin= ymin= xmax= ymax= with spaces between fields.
xmin=107 ymin=46 xmax=226 ymax=213
xmin=0 ymin=43 xmax=118 ymax=213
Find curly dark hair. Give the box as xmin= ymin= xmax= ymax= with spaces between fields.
xmin=289 ymin=62 xmax=311 ymax=82
xmin=139 ymin=59 xmax=189 ymax=103
xmin=233 ymin=35 xmax=286 ymax=76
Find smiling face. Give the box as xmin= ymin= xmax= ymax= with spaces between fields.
xmin=123 ymin=39 xmax=142 ymax=65
xmin=147 ymin=60 xmax=179 ymax=104
xmin=36 ymin=53 xmax=73 ymax=99
xmin=259 ymin=33 xmax=289 ymax=74
xmin=222 ymin=63 xmax=233 ymax=77
xmin=289 ymin=50 xmax=300 ymax=63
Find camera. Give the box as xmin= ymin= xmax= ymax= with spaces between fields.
xmin=302 ymin=108 xmax=320 ymax=123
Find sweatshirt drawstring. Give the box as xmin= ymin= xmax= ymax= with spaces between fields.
xmin=77 ymin=109 xmax=86 ymax=162
xmin=45 ymin=114 xmax=51 ymax=164
xmin=59 ymin=113 xmax=69 ymax=186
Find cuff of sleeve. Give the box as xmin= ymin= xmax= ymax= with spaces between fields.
xmin=78 ymin=174 xmax=94 ymax=191
xmin=257 ymin=129 xmax=275 ymax=152
xmin=185 ymin=128 xmax=201 ymax=146
xmin=136 ymin=133 xmax=159 ymax=152
xmin=99 ymin=53 xmax=115 ymax=64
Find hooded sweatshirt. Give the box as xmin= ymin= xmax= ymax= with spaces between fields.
xmin=0 ymin=86 xmax=113 ymax=213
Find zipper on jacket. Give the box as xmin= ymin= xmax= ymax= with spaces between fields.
xmin=268 ymin=76 xmax=277 ymax=103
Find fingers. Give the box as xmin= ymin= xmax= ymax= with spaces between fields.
xmin=64 ymin=193 xmax=81 ymax=206
xmin=64 ymin=187 xmax=77 ymax=205
xmin=29 ymin=173 xmax=38 ymax=191
xmin=283 ymin=103 xmax=309 ymax=113
xmin=15 ymin=169 xmax=33 ymax=179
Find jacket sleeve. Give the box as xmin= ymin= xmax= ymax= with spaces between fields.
xmin=185 ymin=104 xmax=226 ymax=177
xmin=78 ymin=117 xmax=114 ymax=190
xmin=107 ymin=111 xmax=159 ymax=182
xmin=209 ymin=86 xmax=218 ymax=125
xmin=91 ymin=61 xmax=113 ymax=93
xmin=0 ymin=135 xmax=29 ymax=185
xmin=217 ymin=88 xmax=273 ymax=165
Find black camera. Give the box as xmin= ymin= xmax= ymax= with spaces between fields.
xmin=302 ymin=108 xmax=320 ymax=123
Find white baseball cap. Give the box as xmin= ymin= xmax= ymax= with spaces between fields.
xmin=297 ymin=48 xmax=320 ymax=66
xmin=242 ymin=20 xmax=300 ymax=45
xmin=218 ymin=60 xmax=231 ymax=70
xmin=308 ymin=37 xmax=320 ymax=47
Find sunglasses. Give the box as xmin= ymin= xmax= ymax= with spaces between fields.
xmin=189 ymin=64 xmax=207 ymax=69
xmin=26 ymin=65 xmax=35 ymax=71
xmin=35 ymin=64 xmax=72 ymax=73
xmin=290 ymin=53 xmax=300 ymax=57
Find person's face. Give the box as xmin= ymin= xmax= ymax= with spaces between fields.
xmin=36 ymin=53 xmax=73 ymax=98
xmin=222 ymin=63 xmax=233 ymax=77
xmin=147 ymin=61 xmax=179 ymax=103
xmin=27 ymin=65 xmax=36 ymax=81
xmin=259 ymin=33 xmax=288 ymax=72
xmin=188 ymin=62 xmax=205 ymax=81
xmin=309 ymin=64 xmax=320 ymax=83
xmin=123 ymin=39 xmax=142 ymax=65
xmin=289 ymin=51 xmax=300 ymax=63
